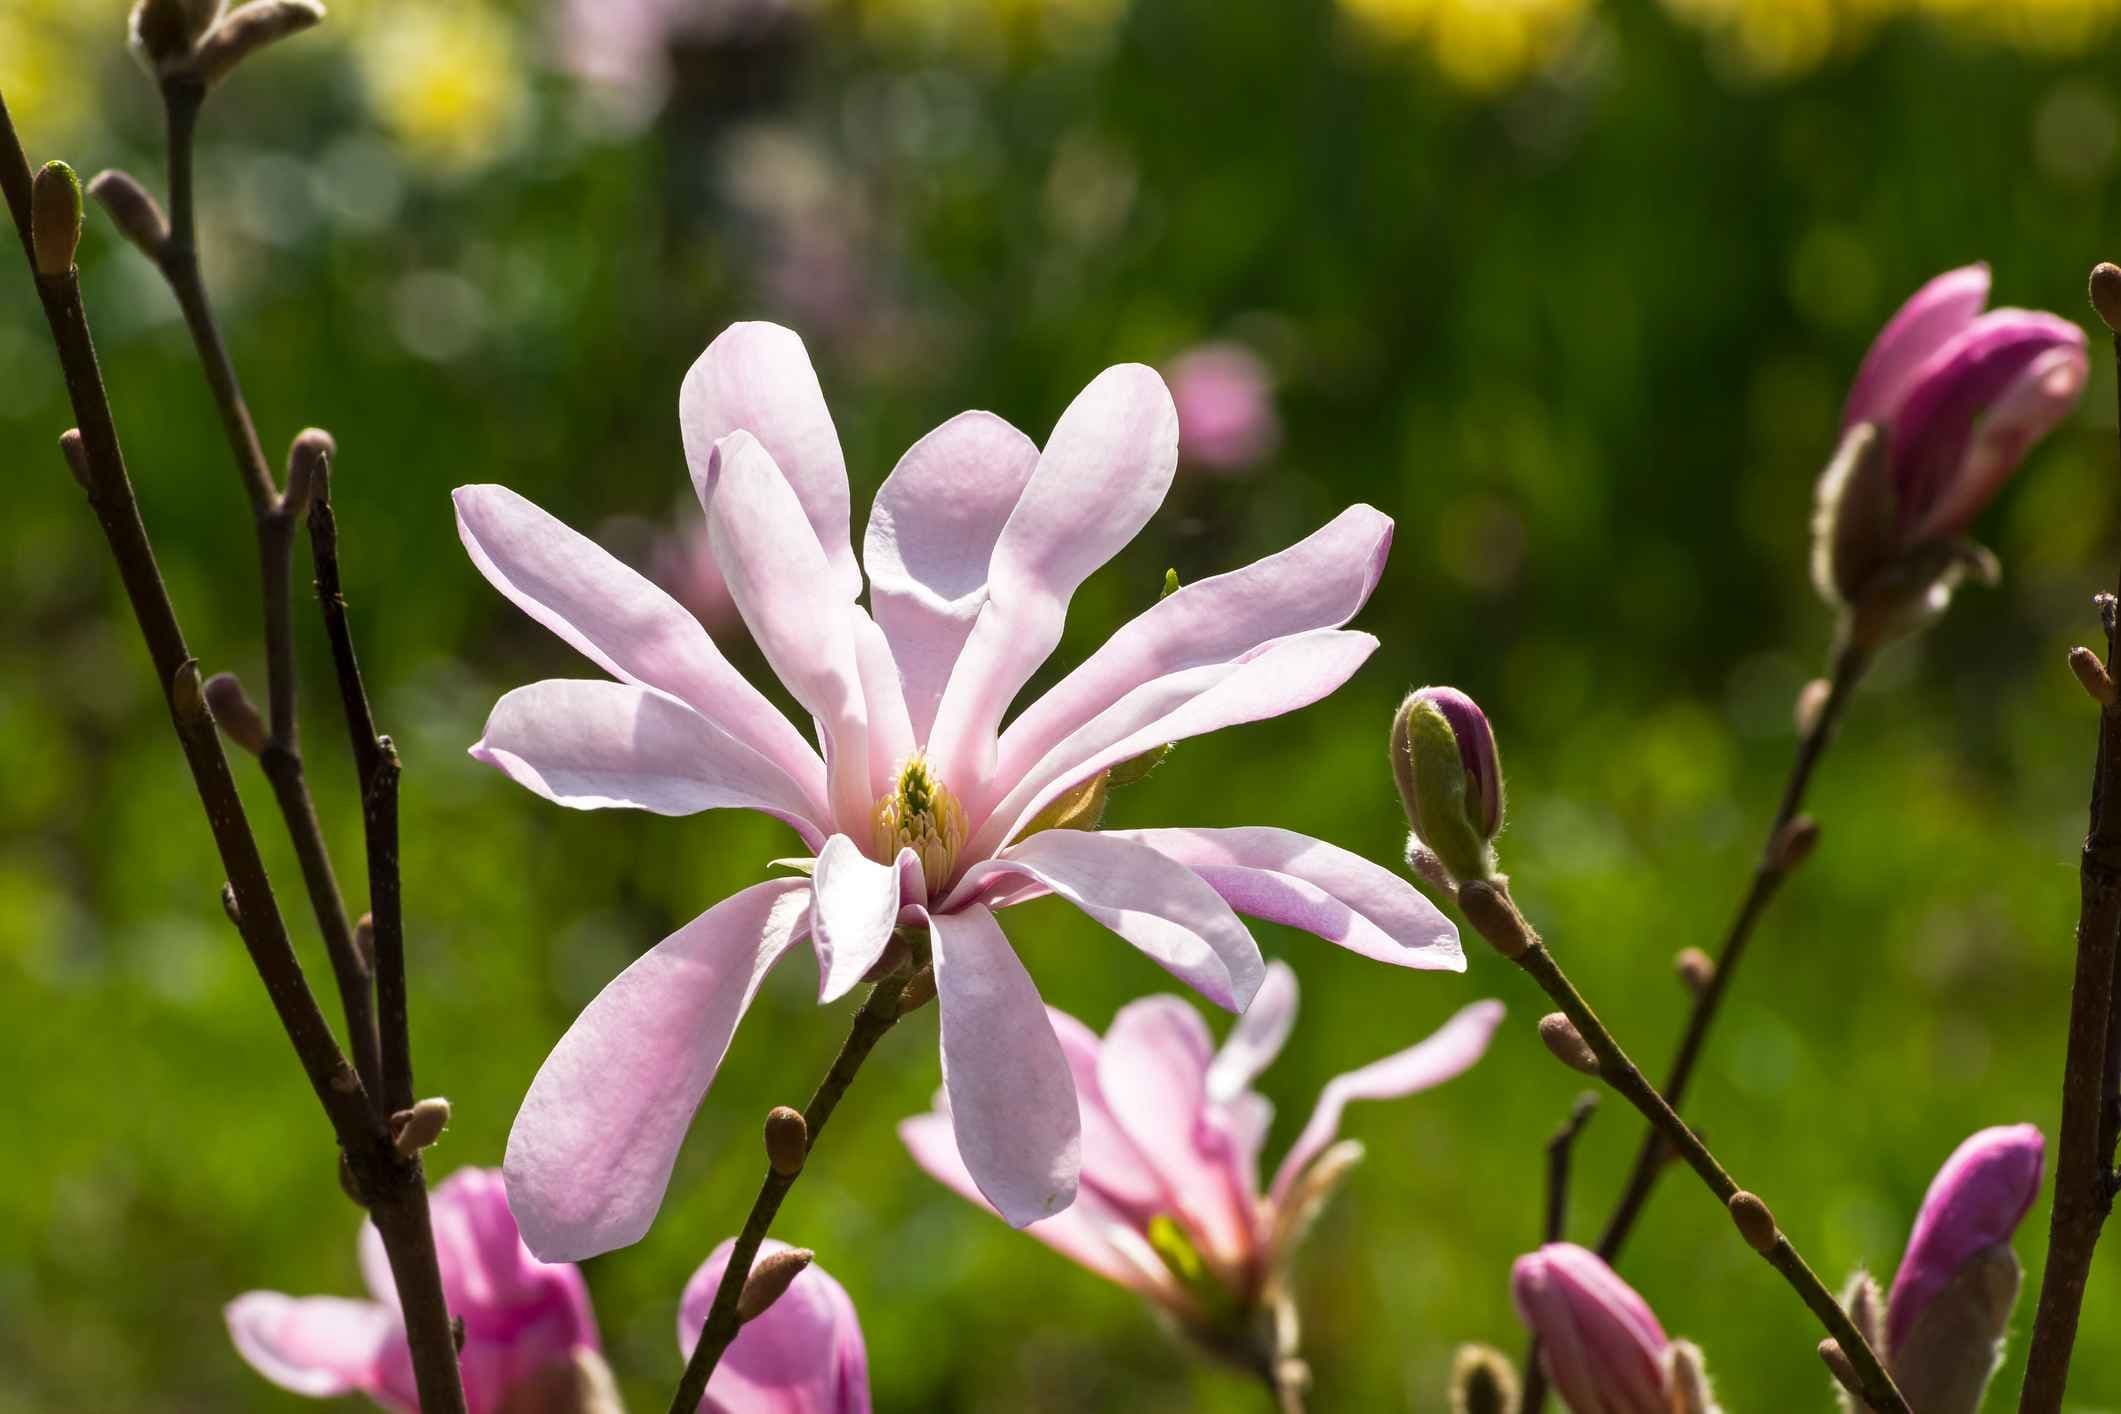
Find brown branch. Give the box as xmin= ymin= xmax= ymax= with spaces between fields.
xmin=1457 ymin=878 xmax=1909 ymax=1414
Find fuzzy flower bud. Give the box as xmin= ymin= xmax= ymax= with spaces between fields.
xmin=1512 ymin=1243 xmax=1670 ymax=1414
xmin=31 ymin=161 xmax=82 ymax=277
xmin=86 ymin=170 xmax=171 ymax=259
xmin=1392 ymin=686 xmax=1503 ymax=883
xmin=1665 ymin=1340 xmax=1722 ymax=1414
xmin=193 ymin=0 xmax=326 ymax=86
xmin=1449 ymin=1344 xmax=1520 ymax=1414
xmin=129 ymin=0 xmax=223 ymax=72
xmin=2093 ymin=262 xmax=2121 ymax=335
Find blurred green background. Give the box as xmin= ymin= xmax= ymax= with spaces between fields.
xmin=5 ymin=0 xmax=2121 ymax=1408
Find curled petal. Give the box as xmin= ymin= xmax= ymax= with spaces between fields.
xmin=1903 ymin=336 xmax=2088 ymax=544
xmin=1047 ymin=1006 xmax=1169 ymax=1220
xmin=1512 ymin=1243 xmax=1670 ymax=1414
xmin=225 ymin=1293 xmax=399 ymax=1402
xmin=680 ymin=1238 xmax=871 ymax=1414
xmin=811 ymin=835 xmax=911 ymax=1004
xmin=1843 ymin=264 xmax=1990 ymax=429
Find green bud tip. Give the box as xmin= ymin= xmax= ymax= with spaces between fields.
xmin=31 ymin=161 xmax=83 ymax=277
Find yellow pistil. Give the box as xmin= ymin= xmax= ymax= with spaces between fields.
xmin=873 ymin=754 xmax=969 ymax=890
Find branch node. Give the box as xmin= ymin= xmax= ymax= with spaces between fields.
xmin=736 ymin=1247 xmax=814 ymax=1322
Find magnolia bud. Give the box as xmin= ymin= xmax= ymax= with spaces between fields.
xmin=31 ymin=161 xmax=82 ymax=277
xmin=129 ymin=0 xmax=223 ymax=71
xmin=1810 ymin=421 xmax=1896 ymax=609
xmin=1834 ymin=1273 xmax=1887 ymax=1414
xmin=1885 ymin=1124 xmax=2043 ymax=1355
xmin=283 ymin=427 xmax=333 ymax=521
xmin=192 ymin=0 xmax=325 ymax=86
xmin=1665 ymin=1340 xmax=1722 ymax=1414
xmin=736 ymin=1246 xmax=814 ymax=1321
xmin=1674 ymin=947 xmax=1715 ymax=997
xmin=1391 ymin=686 xmax=1503 ymax=884
xmin=2091 ymin=261 xmax=2121 ymax=335
xmin=390 ymin=1097 xmax=451 ymax=1157
xmin=58 ymin=428 xmax=92 ymax=492
xmin=763 ymin=1106 xmax=808 ymax=1177
xmin=1819 ymin=1339 xmax=1862 ymax=1401
xmin=896 ymin=965 xmax=936 ymax=1016
xmin=204 ymin=672 xmax=268 ymax=755
xmin=1512 ymin=1244 xmax=1670 ymax=1414
xmin=1795 ymin=677 xmax=1832 ymax=735
xmin=352 ymin=912 xmax=375 ymax=970
xmin=169 ymin=657 xmax=208 ymax=725
xmin=1771 ymin=815 xmax=1821 ymax=873
xmin=1538 ymin=1013 xmax=1601 ymax=1077
xmin=1448 ymin=1344 xmax=1520 ymax=1414
xmin=2070 ymin=646 xmax=2116 ymax=705
xmin=1727 ymin=1191 xmax=1778 ymax=1254
xmin=86 ymin=170 xmax=170 ymax=258
xmin=1891 ymin=1244 xmax=2021 ymax=1414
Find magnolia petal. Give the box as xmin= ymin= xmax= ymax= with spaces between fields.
xmin=1513 ymin=1244 xmax=1671 ymax=1414
xmin=1048 ymin=1006 xmax=1168 ymax=1219
xmin=698 ymin=431 xmax=873 ymax=833
xmin=453 ymin=484 xmax=824 ymax=813
xmin=1206 ymin=960 xmax=1298 ymax=1104
xmin=1906 ymin=338 xmax=2088 ymax=545
xmin=851 ymin=610 xmax=916 ymax=801
xmin=1106 ymin=826 xmax=1464 ymax=972
xmin=929 ymin=904 xmax=1081 ymax=1227
xmin=471 ymin=680 xmax=823 ymax=844
xmin=1270 ymin=999 xmax=1504 ymax=1205
xmin=505 ymin=879 xmax=812 ymax=1262
xmin=1843 ymin=263 xmax=1990 ymax=429
xmin=864 ymin=411 xmax=1041 ymax=741
xmin=812 ymin=835 xmax=909 ymax=1004
xmin=926 ymin=364 xmax=1179 ymax=797
xmin=225 ymin=1293 xmax=399 ymax=1401
xmin=678 ymin=322 xmax=860 ymax=602
xmin=967 ymin=829 xmax=1265 ymax=1012
xmin=680 ymin=1238 xmax=872 ymax=1414
xmin=994 ymin=504 xmax=1392 ymax=790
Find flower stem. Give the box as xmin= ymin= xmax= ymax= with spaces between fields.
xmin=1459 ymin=878 xmax=1909 ymax=1414
xmin=668 ymin=967 xmax=915 ymax=1413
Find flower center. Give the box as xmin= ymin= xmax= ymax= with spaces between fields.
xmin=874 ymin=754 xmax=968 ymax=889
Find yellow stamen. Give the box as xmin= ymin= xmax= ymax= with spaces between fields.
xmin=874 ymin=754 xmax=969 ymax=889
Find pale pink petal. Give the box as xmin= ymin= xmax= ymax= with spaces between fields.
xmin=851 ymin=611 xmax=915 ymax=800
xmin=964 ymin=829 xmax=1265 ymax=1012
xmin=1048 ymin=1007 xmax=1168 ymax=1219
xmin=899 ymin=1112 xmax=1178 ymax=1302
xmin=811 ymin=835 xmax=910 ymax=1004
xmin=425 ymin=1168 xmax=600 ymax=1357
xmin=993 ymin=505 xmax=1392 ymax=792
xmin=1106 ymin=826 xmax=1464 ymax=971
xmin=679 ymin=322 xmax=860 ymax=602
xmin=1843 ymin=263 xmax=1990 ymax=429
xmin=471 ymin=680 xmax=823 ymax=846
xmin=1270 ymin=999 xmax=1504 ymax=1206
xmin=453 ymin=484 xmax=824 ymax=813
xmin=697 ymin=431 xmax=873 ymax=833
xmin=1905 ymin=337 xmax=2088 ymax=544
xmin=1206 ymin=960 xmax=1297 ymax=1105
xmin=926 ymin=364 xmax=1179 ymax=795
xmin=505 ymin=879 xmax=812 ymax=1262
xmin=1097 ymin=996 xmax=1259 ymax=1272
xmin=225 ymin=1293 xmax=400 ymax=1403
xmin=969 ymin=629 xmax=1379 ymax=860
xmin=928 ymin=904 xmax=1081 ymax=1226
xmin=863 ymin=411 xmax=1040 ymax=740
xmin=680 ymin=1238 xmax=871 ymax=1414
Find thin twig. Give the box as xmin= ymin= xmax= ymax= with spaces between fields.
xmin=2017 ymin=302 xmax=2121 ymax=1414
xmin=1517 ymin=1092 xmax=1599 ymax=1412
xmin=1457 ymin=878 xmax=1909 ymax=1414
xmin=669 ymin=968 xmax=914 ymax=1413
xmin=367 ymin=736 xmax=412 ymax=1115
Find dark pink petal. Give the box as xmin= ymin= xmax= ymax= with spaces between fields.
xmin=1885 ymin=1123 xmax=2045 ymax=1352
xmin=505 ymin=878 xmax=813 ymax=1261
xmin=863 ymin=411 xmax=1041 ymax=740
xmin=224 ymin=1293 xmax=399 ymax=1403
xmin=1271 ymin=999 xmax=1503 ymax=1205
xmin=1512 ymin=1243 xmax=1670 ymax=1414
xmin=425 ymin=1169 xmax=599 ymax=1357
xmin=453 ymin=484 xmax=825 ymax=814
xmin=679 ymin=322 xmax=861 ymax=602
xmin=1104 ymin=826 xmax=1463 ymax=972
xmin=680 ymin=1238 xmax=871 ymax=1414
xmin=1843 ymin=264 xmax=1990 ymax=429
xmin=928 ymin=904 xmax=1082 ymax=1226
xmin=1903 ymin=336 xmax=2088 ymax=544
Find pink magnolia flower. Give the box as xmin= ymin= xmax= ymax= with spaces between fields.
xmin=901 ymin=961 xmax=1501 ymax=1323
xmin=1842 ymin=263 xmax=2086 ymax=548
xmin=679 ymin=1238 xmax=870 ymax=1414
xmin=1511 ymin=1243 xmax=1671 ymax=1414
xmin=1166 ymin=341 xmax=1280 ymax=473
xmin=225 ymin=1169 xmax=603 ymax=1414
xmin=459 ymin=322 xmax=1464 ymax=1260
xmin=1885 ymin=1123 xmax=2044 ymax=1353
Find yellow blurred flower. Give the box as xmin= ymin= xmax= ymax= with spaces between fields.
xmin=0 ymin=1 xmax=112 ymax=142
xmin=1663 ymin=0 xmax=2121 ymax=77
xmin=351 ymin=1 xmax=528 ymax=173
xmin=1340 ymin=0 xmax=1595 ymax=92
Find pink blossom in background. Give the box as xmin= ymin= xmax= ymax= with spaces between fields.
xmin=225 ymin=1168 xmax=602 ymax=1414
xmin=1511 ymin=1243 xmax=1671 ymax=1414
xmin=902 ymin=961 xmax=1502 ymax=1316
xmin=1165 ymin=341 xmax=1280 ymax=473
xmin=456 ymin=320 xmax=1465 ymax=1262
xmin=679 ymin=1239 xmax=870 ymax=1414
xmin=647 ymin=512 xmax=744 ymax=642
xmin=554 ymin=0 xmax=813 ymax=124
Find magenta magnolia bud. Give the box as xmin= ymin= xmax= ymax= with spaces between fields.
xmin=1885 ymin=1122 xmax=2044 ymax=1353
xmin=1512 ymin=1243 xmax=1670 ymax=1414
xmin=1166 ymin=341 xmax=1280 ymax=473
xmin=1391 ymin=686 xmax=1504 ymax=883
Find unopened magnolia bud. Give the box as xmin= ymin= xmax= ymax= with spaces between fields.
xmin=220 ymin=881 xmax=241 ymax=927
xmin=1796 ymin=677 xmax=1833 ymax=735
xmin=1512 ymin=1244 xmax=1670 ymax=1414
xmin=896 ymin=965 xmax=936 ymax=1016
xmin=1391 ymin=686 xmax=1504 ymax=883
xmin=1728 ymin=1191 xmax=1779 ymax=1253
xmin=1539 ymin=1013 xmax=1601 ymax=1076
xmin=86 ymin=170 xmax=170 ymax=258
xmin=31 ymin=161 xmax=83 ymax=277
xmin=493 ymin=1348 xmax=626 ymax=1414
xmin=204 ymin=672 xmax=268 ymax=755
xmin=1819 ymin=1338 xmax=1861 ymax=1399
xmin=1771 ymin=815 xmax=1821 ymax=873
xmin=1448 ymin=1344 xmax=1519 ymax=1414
xmin=764 ymin=1106 xmax=808 ymax=1177
xmin=2091 ymin=262 xmax=2121 ymax=335
xmin=352 ymin=912 xmax=375 ymax=970
xmin=129 ymin=0 xmax=222 ymax=70
xmin=1404 ymin=842 xmax=1458 ymax=898
xmin=1810 ymin=421 xmax=1897 ymax=609
xmin=1675 ymin=947 xmax=1715 ymax=997
xmin=58 ymin=428 xmax=91 ymax=492
xmin=390 ymin=1097 xmax=451 ymax=1157
xmin=1887 ymin=1124 xmax=2043 ymax=1353
xmin=283 ymin=428 xmax=333 ymax=520
xmin=1665 ymin=1340 xmax=1721 ymax=1414
xmin=192 ymin=0 xmax=325 ymax=86
xmin=736 ymin=1246 xmax=813 ymax=1321
xmin=2070 ymin=646 xmax=2116 ymax=705
xmin=1890 ymin=1244 xmax=2021 ymax=1414
xmin=1842 ymin=1269 xmax=1885 ymax=1355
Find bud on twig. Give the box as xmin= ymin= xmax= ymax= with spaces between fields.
xmin=1539 ymin=1013 xmax=1601 ymax=1077
xmin=204 ymin=672 xmax=268 ymax=755
xmin=1819 ymin=1338 xmax=1862 ymax=1400
xmin=1795 ymin=677 xmax=1832 ymax=736
xmin=352 ymin=912 xmax=375 ymax=971
xmin=390 ymin=1097 xmax=451 ymax=1157
xmin=31 ymin=161 xmax=83 ymax=277
xmin=1391 ymin=687 xmax=1505 ymax=884
xmin=193 ymin=0 xmax=326 ymax=86
xmin=763 ymin=1106 xmax=808 ymax=1177
xmin=897 ymin=965 xmax=936 ymax=1016
xmin=1457 ymin=878 xmax=1533 ymax=960
xmin=169 ymin=658 xmax=208 ymax=725
xmin=1771 ymin=815 xmax=1821 ymax=873
xmin=129 ymin=0 xmax=222 ymax=72
xmin=2070 ymin=646 xmax=2116 ymax=705
xmin=1666 ymin=1340 xmax=1722 ymax=1414
xmin=736 ymin=1246 xmax=813 ymax=1321
xmin=1674 ymin=947 xmax=1715 ymax=997
xmin=220 ymin=881 xmax=242 ymax=928
xmin=58 ymin=429 xmax=92 ymax=493
xmin=2091 ymin=262 xmax=2121 ymax=335
xmin=2101 ymin=592 xmax=2119 ymax=639
xmin=282 ymin=428 xmax=333 ymax=521
xmin=1448 ymin=1344 xmax=1519 ymax=1414
xmin=86 ymin=170 xmax=170 ymax=258
xmin=1728 ymin=1191 xmax=1779 ymax=1254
